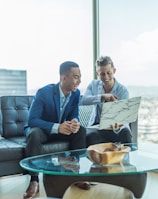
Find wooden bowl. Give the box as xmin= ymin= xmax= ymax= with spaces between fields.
xmin=87 ymin=142 xmax=131 ymax=165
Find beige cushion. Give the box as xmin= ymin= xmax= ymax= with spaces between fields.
xmin=62 ymin=181 xmax=133 ymax=199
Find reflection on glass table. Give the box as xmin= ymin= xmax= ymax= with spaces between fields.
xmin=20 ymin=143 xmax=158 ymax=198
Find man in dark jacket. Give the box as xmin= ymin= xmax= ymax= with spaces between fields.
xmin=23 ymin=61 xmax=86 ymax=198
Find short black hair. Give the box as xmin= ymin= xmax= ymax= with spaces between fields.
xmin=96 ymin=56 xmax=114 ymax=68
xmin=59 ymin=61 xmax=79 ymax=76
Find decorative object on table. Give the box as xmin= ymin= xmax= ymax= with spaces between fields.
xmin=58 ymin=155 xmax=80 ymax=173
xmin=87 ymin=142 xmax=131 ymax=165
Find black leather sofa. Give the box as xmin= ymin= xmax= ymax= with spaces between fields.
xmin=0 ymin=96 xmax=138 ymax=177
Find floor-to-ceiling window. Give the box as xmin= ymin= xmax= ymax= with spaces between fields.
xmin=99 ymin=0 xmax=158 ymax=143
xmin=1 ymin=0 xmax=158 ymax=143
xmin=0 ymin=0 xmax=93 ymax=95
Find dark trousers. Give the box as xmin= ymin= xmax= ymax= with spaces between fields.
xmin=86 ymin=127 xmax=132 ymax=147
xmin=25 ymin=126 xmax=86 ymax=176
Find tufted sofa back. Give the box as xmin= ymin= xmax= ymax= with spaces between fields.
xmin=1 ymin=96 xmax=34 ymax=138
xmin=0 ymin=95 xmax=94 ymax=139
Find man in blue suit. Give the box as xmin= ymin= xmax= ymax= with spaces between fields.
xmin=23 ymin=61 xmax=86 ymax=198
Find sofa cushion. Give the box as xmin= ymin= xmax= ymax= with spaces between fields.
xmin=8 ymin=136 xmax=27 ymax=147
xmin=1 ymin=96 xmax=34 ymax=138
xmin=79 ymin=105 xmax=93 ymax=127
xmin=0 ymin=138 xmax=24 ymax=161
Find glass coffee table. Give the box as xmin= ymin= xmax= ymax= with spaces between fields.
xmin=20 ymin=143 xmax=158 ymax=198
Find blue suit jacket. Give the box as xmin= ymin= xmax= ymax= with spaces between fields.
xmin=27 ymin=83 xmax=80 ymax=134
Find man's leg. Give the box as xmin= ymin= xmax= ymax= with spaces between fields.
xmin=86 ymin=130 xmax=104 ymax=147
xmin=49 ymin=125 xmax=87 ymax=150
xmin=69 ymin=126 xmax=87 ymax=150
xmin=86 ymin=128 xmax=132 ymax=147
xmin=24 ymin=127 xmax=48 ymax=199
xmin=118 ymin=128 xmax=132 ymax=143
xmin=86 ymin=129 xmax=117 ymax=147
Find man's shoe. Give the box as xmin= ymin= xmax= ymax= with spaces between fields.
xmin=23 ymin=181 xmax=39 ymax=198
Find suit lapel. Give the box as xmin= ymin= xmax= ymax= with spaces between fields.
xmin=54 ymin=84 xmax=60 ymax=121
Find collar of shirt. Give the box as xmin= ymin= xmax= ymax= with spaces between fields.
xmin=59 ymin=84 xmax=71 ymax=109
xmin=100 ymin=78 xmax=117 ymax=94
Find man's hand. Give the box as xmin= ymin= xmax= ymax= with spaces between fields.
xmin=70 ymin=118 xmax=80 ymax=133
xmin=101 ymin=94 xmax=118 ymax=102
xmin=58 ymin=119 xmax=80 ymax=135
xmin=58 ymin=121 xmax=72 ymax=135
xmin=110 ymin=123 xmax=123 ymax=130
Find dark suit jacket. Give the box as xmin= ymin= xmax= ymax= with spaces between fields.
xmin=27 ymin=83 xmax=80 ymax=134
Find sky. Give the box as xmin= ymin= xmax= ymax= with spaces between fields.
xmin=0 ymin=0 xmax=158 ymax=94
xmin=0 ymin=0 xmax=93 ymax=93
xmin=100 ymin=0 xmax=158 ymax=87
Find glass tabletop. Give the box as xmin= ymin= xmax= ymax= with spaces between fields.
xmin=20 ymin=143 xmax=158 ymax=176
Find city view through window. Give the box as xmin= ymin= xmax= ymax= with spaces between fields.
xmin=99 ymin=0 xmax=158 ymax=143
xmin=0 ymin=0 xmax=158 ymax=143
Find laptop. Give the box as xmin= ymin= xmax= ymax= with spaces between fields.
xmin=87 ymin=96 xmax=141 ymax=130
